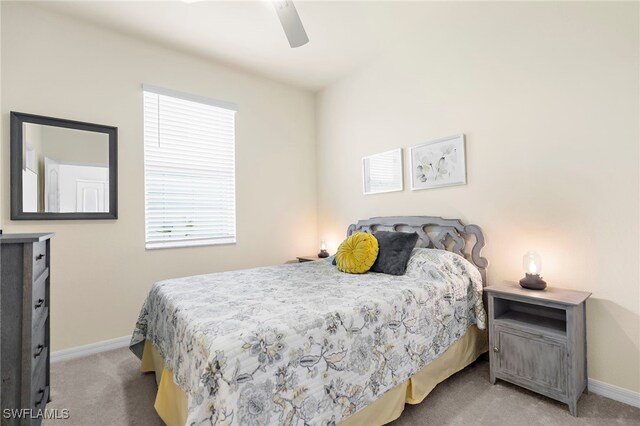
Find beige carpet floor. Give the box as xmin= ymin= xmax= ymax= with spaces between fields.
xmin=43 ymin=348 xmax=640 ymax=426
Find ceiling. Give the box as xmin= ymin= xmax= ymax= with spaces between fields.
xmin=34 ymin=1 xmax=398 ymax=91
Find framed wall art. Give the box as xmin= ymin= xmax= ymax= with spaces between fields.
xmin=410 ymin=134 xmax=466 ymax=191
xmin=362 ymin=148 xmax=403 ymax=195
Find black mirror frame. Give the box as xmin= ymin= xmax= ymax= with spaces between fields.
xmin=10 ymin=111 xmax=118 ymax=220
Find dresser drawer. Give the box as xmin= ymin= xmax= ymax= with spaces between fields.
xmin=32 ymin=269 xmax=49 ymax=327
xmin=31 ymin=338 xmax=49 ymax=426
xmin=31 ymin=365 xmax=48 ymax=411
xmin=31 ymin=345 xmax=48 ymax=385
xmin=31 ymin=319 xmax=48 ymax=365
xmin=33 ymin=240 xmax=47 ymax=280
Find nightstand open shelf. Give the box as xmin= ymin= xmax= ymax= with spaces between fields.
xmin=485 ymin=284 xmax=591 ymax=417
xmin=493 ymin=298 xmax=567 ymax=338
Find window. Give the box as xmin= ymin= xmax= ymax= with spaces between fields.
xmin=143 ymin=85 xmax=237 ymax=249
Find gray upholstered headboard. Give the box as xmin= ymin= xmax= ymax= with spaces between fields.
xmin=347 ymin=216 xmax=488 ymax=286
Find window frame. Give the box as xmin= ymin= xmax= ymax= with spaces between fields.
xmin=142 ymin=84 xmax=238 ymax=250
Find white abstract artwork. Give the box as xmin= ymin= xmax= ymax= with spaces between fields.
xmin=410 ymin=134 xmax=466 ymax=190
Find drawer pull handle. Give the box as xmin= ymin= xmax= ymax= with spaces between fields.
xmin=34 ymin=344 xmax=44 ymax=358
xmin=35 ymin=299 xmax=45 ymax=309
xmin=35 ymin=388 xmax=45 ymax=406
xmin=35 ymin=254 xmax=44 ymax=261
xmin=493 ymin=346 xmax=499 ymax=353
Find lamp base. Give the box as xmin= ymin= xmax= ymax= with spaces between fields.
xmin=519 ymin=273 xmax=547 ymax=290
xmin=318 ymin=249 xmax=330 ymax=258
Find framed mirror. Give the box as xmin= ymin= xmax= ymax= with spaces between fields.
xmin=362 ymin=148 xmax=403 ymax=195
xmin=10 ymin=112 xmax=117 ymax=220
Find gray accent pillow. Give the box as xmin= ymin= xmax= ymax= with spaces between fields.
xmin=370 ymin=231 xmax=419 ymax=275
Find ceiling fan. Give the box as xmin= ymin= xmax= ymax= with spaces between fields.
xmin=182 ymin=0 xmax=309 ymax=48
xmin=272 ymin=0 xmax=309 ymax=48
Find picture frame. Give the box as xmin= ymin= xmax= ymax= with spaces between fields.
xmin=410 ymin=134 xmax=466 ymax=191
xmin=362 ymin=148 xmax=403 ymax=195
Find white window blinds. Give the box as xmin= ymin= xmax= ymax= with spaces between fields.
xmin=362 ymin=149 xmax=403 ymax=194
xmin=143 ymin=85 xmax=237 ymax=249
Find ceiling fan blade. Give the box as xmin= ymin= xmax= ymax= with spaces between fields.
xmin=272 ymin=1 xmax=309 ymax=48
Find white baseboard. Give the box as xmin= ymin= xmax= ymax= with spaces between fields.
xmin=51 ymin=335 xmax=131 ymax=363
xmin=588 ymin=378 xmax=640 ymax=408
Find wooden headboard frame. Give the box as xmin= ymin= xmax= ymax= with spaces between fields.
xmin=347 ymin=216 xmax=488 ymax=286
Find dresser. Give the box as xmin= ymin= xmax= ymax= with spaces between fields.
xmin=1 ymin=233 xmax=53 ymax=426
xmin=485 ymin=284 xmax=591 ymax=416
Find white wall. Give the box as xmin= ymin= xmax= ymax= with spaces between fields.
xmin=316 ymin=2 xmax=640 ymax=393
xmin=39 ymin=125 xmax=109 ymax=166
xmin=1 ymin=3 xmax=317 ymax=350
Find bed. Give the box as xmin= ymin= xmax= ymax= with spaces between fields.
xmin=130 ymin=216 xmax=489 ymax=425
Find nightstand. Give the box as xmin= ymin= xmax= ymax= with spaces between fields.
xmin=485 ymin=284 xmax=591 ymax=416
xmin=296 ymin=255 xmax=321 ymax=263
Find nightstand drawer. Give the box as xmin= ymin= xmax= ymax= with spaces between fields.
xmin=494 ymin=326 xmax=567 ymax=398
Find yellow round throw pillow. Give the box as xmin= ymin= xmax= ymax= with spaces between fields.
xmin=336 ymin=232 xmax=379 ymax=274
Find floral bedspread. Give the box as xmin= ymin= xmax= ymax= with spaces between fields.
xmin=130 ymin=248 xmax=486 ymax=425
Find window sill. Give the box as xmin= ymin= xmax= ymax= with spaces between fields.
xmin=145 ymin=237 xmax=236 ymax=250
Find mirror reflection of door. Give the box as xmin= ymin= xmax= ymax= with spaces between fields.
xmin=76 ymin=180 xmax=108 ymax=213
xmin=44 ymin=157 xmax=109 ymax=213
xmin=22 ymin=122 xmax=110 ymax=213
xmin=22 ymin=168 xmax=38 ymax=212
xmin=45 ymin=157 xmax=60 ymax=213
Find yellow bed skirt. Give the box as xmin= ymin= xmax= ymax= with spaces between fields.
xmin=141 ymin=326 xmax=487 ymax=426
